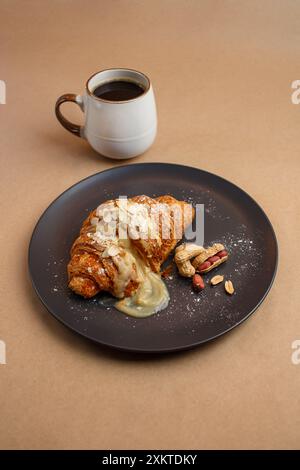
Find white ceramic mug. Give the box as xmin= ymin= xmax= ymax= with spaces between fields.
xmin=55 ymin=68 xmax=157 ymax=159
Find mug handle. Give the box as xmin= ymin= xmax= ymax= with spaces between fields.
xmin=55 ymin=93 xmax=83 ymax=137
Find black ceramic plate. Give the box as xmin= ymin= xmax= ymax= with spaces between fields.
xmin=29 ymin=163 xmax=278 ymax=353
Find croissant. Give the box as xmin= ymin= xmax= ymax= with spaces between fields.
xmin=67 ymin=195 xmax=194 ymax=315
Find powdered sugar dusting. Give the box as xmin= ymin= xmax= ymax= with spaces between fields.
xmin=41 ymin=182 xmax=272 ymax=344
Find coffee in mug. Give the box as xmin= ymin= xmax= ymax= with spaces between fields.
xmin=92 ymin=80 xmax=146 ymax=101
xmin=55 ymin=68 xmax=157 ymax=159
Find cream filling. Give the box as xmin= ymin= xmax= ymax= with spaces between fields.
xmin=90 ymin=201 xmax=170 ymax=318
xmin=111 ymin=249 xmax=137 ymax=298
xmin=114 ymin=239 xmax=169 ymax=318
xmin=115 ymin=258 xmax=170 ymax=318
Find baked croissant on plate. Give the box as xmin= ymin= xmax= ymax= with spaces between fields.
xmin=67 ymin=195 xmax=194 ymax=317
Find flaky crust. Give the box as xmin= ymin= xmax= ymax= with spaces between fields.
xmin=67 ymin=195 xmax=195 ymax=299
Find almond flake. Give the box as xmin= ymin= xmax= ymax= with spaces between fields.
xmin=107 ymin=245 xmax=120 ymax=257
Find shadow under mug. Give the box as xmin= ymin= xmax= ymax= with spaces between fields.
xmin=55 ymin=68 xmax=157 ymax=160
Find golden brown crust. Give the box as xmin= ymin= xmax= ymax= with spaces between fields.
xmin=130 ymin=195 xmax=194 ymax=272
xmin=67 ymin=195 xmax=195 ymax=299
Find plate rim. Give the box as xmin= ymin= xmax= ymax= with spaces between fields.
xmin=28 ymin=162 xmax=279 ymax=353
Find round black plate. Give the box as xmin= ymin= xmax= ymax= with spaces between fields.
xmin=28 ymin=163 xmax=278 ymax=353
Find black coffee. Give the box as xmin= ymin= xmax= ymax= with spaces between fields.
xmin=92 ymin=80 xmax=145 ymax=101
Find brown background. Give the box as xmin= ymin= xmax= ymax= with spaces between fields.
xmin=1 ymin=0 xmax=300 ymax=450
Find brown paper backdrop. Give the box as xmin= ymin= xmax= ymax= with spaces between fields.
xmin=0 ymin=0 xmax=300 ymax=450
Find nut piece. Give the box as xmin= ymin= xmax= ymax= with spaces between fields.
xmin=225 ymin=280 xmax=234 ymax=295
xmin=107 ymin=245 xmax=120 ymax=257
xmin=210 ymin=275 xmax=224 ymax=285
xmin=192 ymin=243 xmax=224 ymax=266
xmin=197 ymin=261 xmax=211 ymax=272
xmin=175 ymin=243 xmax=204 ymax=278
xmin=192 ymin=243 xmax=228 ymax=273
xmin=178 ymin=261 xmax=195 ymax=278
xmin=193 ymin=274 xmax=205 ymax=291
xmin=175 ymin=243 xmax=204 ymax=263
